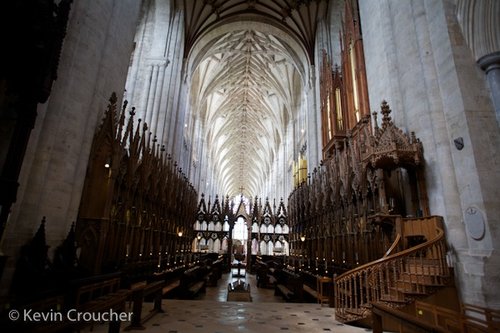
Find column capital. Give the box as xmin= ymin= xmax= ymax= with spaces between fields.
xmin=478 ymin=51 xmax=500 ymax=74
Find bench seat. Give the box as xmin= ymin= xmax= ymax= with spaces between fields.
xmin=188 ymin=280 xmax=206 ymax=297
xmin=162 ymin=280 xmax=180 ymax=295
xmin=275 ymin=283 xmax=294 ymax=301
xmin=303 ymin=284 xmax=318 ymax=299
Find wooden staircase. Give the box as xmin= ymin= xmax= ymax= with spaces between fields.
xmin=334 ymin=216 xmax=451 ymax=324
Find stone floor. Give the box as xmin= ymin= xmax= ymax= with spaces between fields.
xmin=145 ymin=300 xmax=372 ymax=333
xmin=82 ymin=268 xmax=373 ymax=333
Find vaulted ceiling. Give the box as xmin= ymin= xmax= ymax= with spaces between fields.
xmin=183 ymin=0 xmax=328 ymax=198
xmin=182 ymin=0 xmax=329 ymax=63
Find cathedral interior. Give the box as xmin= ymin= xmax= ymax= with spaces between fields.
xmin=0 ymin=1 xmax=499 ymax=332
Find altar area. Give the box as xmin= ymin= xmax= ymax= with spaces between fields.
xmin=227 ymin=254 xmax=252 ymax=302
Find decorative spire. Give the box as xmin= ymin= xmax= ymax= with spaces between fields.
xmin=372 ymin=111 xmax=378 ymax=129
xmin=116 ymin=99 xmax=128 ymax=141
xmin=32 ymin=216 xmax=48 ymax=250
xmin=380 ymin=100 xmax=392 ymax=126
xmin=121 ymin=106 xmax=135 ymax=146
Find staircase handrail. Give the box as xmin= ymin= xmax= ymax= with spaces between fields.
xmin=383 ymin=233 xmax=401 ymax=258
xmin=335 ymin=216 xmax=446 ymax=283
xmin=334 ymin=216 xmax=450 ymax=323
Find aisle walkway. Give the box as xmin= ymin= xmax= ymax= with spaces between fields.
xmin=148 ymin=299 xmax=371 ymax=333
xmin=82 ymin=270 xmax=373 ymax=333
xmin=199 ymin=266 xmax=284 ymax=302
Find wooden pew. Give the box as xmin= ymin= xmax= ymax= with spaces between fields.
xmin=274 ymin=268 xmax=303 ymax=302
xmin=162 ymin=279 xmax=180 ymax=296
xmin=302 ymin=271 xmax=319 ymax=301
xmin=125 ymin=280 xmax=164 ymax=330
xmin=255 ymin=261 xmax=272 ymax=288
xmin=3 ymin=273 xmax=130 ymax=333
xmin=150 ymin=266 xmax=184 ymax=298
xmin=72 ymin=274 xmax=130 ymax=332
xmin=206 ymin=258 xmax=224 ymax=287
xmin=6 ymin=295 xmax=69 ymax=333
xmin=178 ymin=265 xmax=209 ymax=299
xmin=120 ymin=266 xmax=188 ymax=330
xmin=301 ymin=271 xmax=333 ymax=305
xmin=255 ymin=260 xmax=278 ymax=288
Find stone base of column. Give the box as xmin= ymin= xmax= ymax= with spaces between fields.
xmin=478 ymin=51 xmax=500 ymax=126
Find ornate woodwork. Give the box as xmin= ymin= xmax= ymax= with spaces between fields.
xmin=335 ymin=216 xmax=450 ymax=323
xmin=76 ymin=93 xmax=198 ymax=276
xmin=294 ymin=83 xmax=450 ymax=324
xmin=251 ymin=197 xmax=289 ymax=256
xmin=193 ymin=195 xmax=289 ymax=270
xmin=193 ymin=194 xmax=230 ymax=255
xmin=412 ymin=300 xmax=500 ymax=332
xmin=288 ymin=100 xmax=428 ymax=275
xmin=365 ymin=103 xmax=423 ymax=169
xmin=10 ymin=217 xmax=81 ymax=301
xmin=10 ymin=217 xmax=51 ymax=300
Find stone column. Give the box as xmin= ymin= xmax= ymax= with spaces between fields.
xmin=145 ymin=63 xmax=159 ymax=127
xmin=151 ymin=60 xmax=168 ymax=135
xmin=306 ymin=67 xmax=321 ymax=168
xmin=139 ymin=64 xmax=153 ymax=121
xmin=478 ymin=52 xmax=500 ymax=126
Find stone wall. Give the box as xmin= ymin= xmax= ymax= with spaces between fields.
xmin=0 ymin=0 xmax=141 ymax=295
xmin=124 ymin=1 xmax=186 ymax=156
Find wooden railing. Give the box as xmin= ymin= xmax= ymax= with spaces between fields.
xmin=335 ymin=216 xmax=450 ymax=323
xmin=383 ymin=233 xmax=401 ymax=258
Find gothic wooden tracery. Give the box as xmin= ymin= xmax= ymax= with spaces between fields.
xmin=288 ymin=101 xmax=428 ymax=273
xmin=193 ymin=195 xmax=289 ymax=260
xmin=76 ymin=93 xmax=198 ymax=276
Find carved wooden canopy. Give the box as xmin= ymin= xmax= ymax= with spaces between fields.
xmin=362 ymin=101 xmax=423 ymax=169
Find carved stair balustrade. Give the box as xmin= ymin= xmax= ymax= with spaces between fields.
xmin=334 ymin=216 xmax=450 ymax=323
xmin=76 ymin=93 xmax=198 ymax=277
